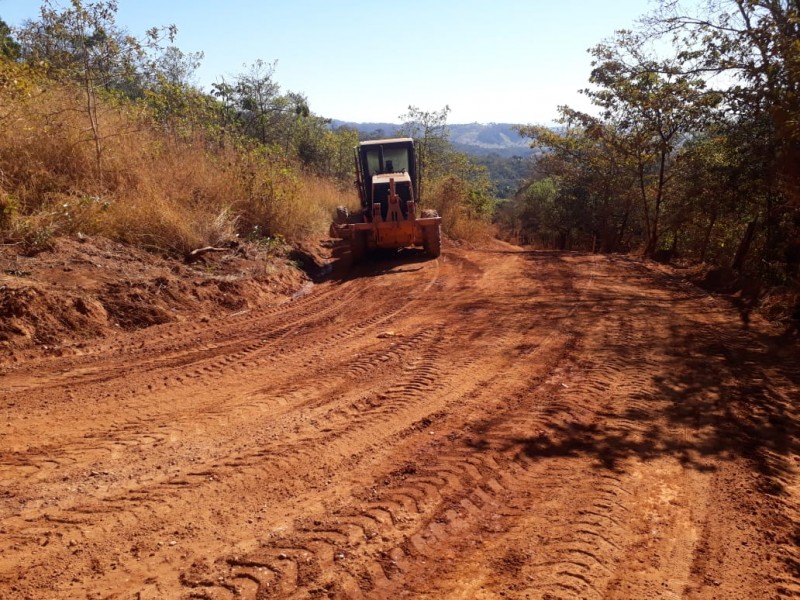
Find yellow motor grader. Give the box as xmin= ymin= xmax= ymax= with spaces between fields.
xmin=330 ymin=138 xmax=442 ymax=262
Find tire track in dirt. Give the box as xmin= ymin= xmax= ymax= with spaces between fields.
xmin=3 ymin=258 xmax=442 ymax=397
xmin=1 ymin=253 xmax=522 ymax=595
xmin=318 ymin=255 xmax=714 ymax=599
xmin=173 ymin=255 xmax=588 ymax=598
xmin=625 ymin=257 xmax=800 ymax=599
xmin=0 ymin=279 xmax=367 ymax=394
xmin=178 ymin=334 xmax=579 ymax=599
xmin=1 ymin=322 xmax=442 ymax=492
xmin=530 ymin=260 xmax=710 ymax=600
xmin=666 ymin=312 xmax=800 ymax=599
xmin=2 ymin=247 xmax=796 ymax=599
xmin=0 ymin=261 xmax=444 ymax=490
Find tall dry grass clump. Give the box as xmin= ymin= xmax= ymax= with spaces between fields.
xmin=0 ymin=70 xmax=355 ymax=256
xmin=292 ymin=176 xmax=359 ymax=236
xmin=426 ymin=176 xmax=496 ymax=243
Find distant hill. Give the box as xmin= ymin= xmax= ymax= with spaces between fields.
xmin=330 ymin=120 xmax=535 ymax=158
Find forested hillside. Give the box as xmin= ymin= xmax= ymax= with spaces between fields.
xmin=331 ymin=120 xmax=535 ymax=157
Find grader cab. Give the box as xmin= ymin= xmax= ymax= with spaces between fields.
xmin=330 ymin=138 xmax=442 ymax=262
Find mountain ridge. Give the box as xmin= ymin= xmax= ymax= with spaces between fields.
xmin=330 ymin=120 xmax=535 ymax=157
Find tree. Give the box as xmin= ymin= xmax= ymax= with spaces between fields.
xmin=645 ymin=0 xmax=800 ymax=275
xmin=212 ymin=60 xmax=333 ymax=171
xmin=519 ymin=178 xmax=565 ymax=247
xmin=473 ymin=153 xmax=532 ymax=199
xmin=150 ymin=45 xmax=203 ymax=87
xmin=398 ymin=105 xmax=451 ymax=202
xmin=397 ymin=105 xmax=494 ymax=237
xmin=515 ymin=28 xmax=721 ymax=256
xmin=517 ymin=113 xmax=639 ymax=252
xmin=17 ymin=0 xmax=175 ymax=177
xmin=649 ymin=0 xmax=799 ymax=168
xmin=322 ymin=126 xmax=359 ymax=182
xmin=137 ymin=45 xmax=209 ymax=144
xmin=231 ymin=59 xmax=282 ymax=145
xmin=0 ymin=18 xmax=21 ymax=60
xmin=583 ymin=31 xmax=721 ymax=255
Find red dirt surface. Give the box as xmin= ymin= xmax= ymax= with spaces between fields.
xmin=1 ymin=239 xmax=798 ymax=599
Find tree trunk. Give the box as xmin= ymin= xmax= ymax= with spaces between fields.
xmin=646 ymin=147 xmax=669 ymax=257
xmin=732 ymin=219 xmax=758 ymax=271
xmin=617 ymin=196 xmax=632 ymax=251
xmin=699 ymin=211 xmax=717 ymax=262
xmin=557 ymin=229 xmax=568 ymax=250
xmin=637 ymin=160 xmax=652 ymax=251
xmin=670 ymin=231 xmax=678 ymax=256
xmin=600 ymin=194 xmax=614 ymax=251
xmin=82 ymin=56 xmax=102 ymax=180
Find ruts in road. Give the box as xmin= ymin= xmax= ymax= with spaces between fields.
xmin=1 ymin=244 xmax=798 ymax=599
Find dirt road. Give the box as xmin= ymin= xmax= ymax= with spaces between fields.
xmin=1 ymin=245 xmax=798 ymax=599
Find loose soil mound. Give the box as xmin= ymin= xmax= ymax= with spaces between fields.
xmin=0 ymin=236 xmax=316 ymax=363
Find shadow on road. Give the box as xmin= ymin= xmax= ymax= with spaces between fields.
xmin=472 ymin=251 xmax=799 ymax=487
xmin=319 ymin=241 xmax=436 ymax=282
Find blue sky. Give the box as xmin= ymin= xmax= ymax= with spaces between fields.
xmin=0 ymin=0 xmax=662 ymax=124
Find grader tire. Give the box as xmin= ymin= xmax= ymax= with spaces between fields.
xmin=334 ymin=206 xmax=350 ymax=225
xmin=423 ymin=223 xmax=441 ymax=258
xmin=350 ymin=231 xmax=367 ymax=264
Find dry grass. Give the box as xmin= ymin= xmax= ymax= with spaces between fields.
xmin=290 ymin=176 xmax=358 ymax=238
xmin=426 ymin=176 xmax=496 ymax=243
xmin=0 ymin=72 xmax=489 ymax=255
xmin=446 ymin=216 xmax=497 ymax=242
xmin=0 ymin=77 xmax=354 ymax=255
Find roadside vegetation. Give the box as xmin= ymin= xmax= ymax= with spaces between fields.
xmin=0 ymin=1 xmax=496 ymax=261
xmin=397 ymin=106 xmax=496 ymax=242
xmin=497 ymin=0 xmax=799 ymax=294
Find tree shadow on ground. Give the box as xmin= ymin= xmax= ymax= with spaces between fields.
xmin=456 ymin=249 xmax=800 ymax=586
xmin=468 ymin=250 xmax=799 ymax=489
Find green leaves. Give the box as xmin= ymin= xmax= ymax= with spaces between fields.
xmin=509 ymin=0 xmax=799 ymax=276
xmin=0 ymin=18 xmax=21 ymax=60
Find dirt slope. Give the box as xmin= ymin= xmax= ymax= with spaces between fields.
xmin=0 ymin=237 xmax=312 ymax=362
xmin=1 ymin=243 xmax=798 ymax=599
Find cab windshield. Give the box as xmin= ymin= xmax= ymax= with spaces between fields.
xmin=364 ymin=146 xmax=410 ymax=175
